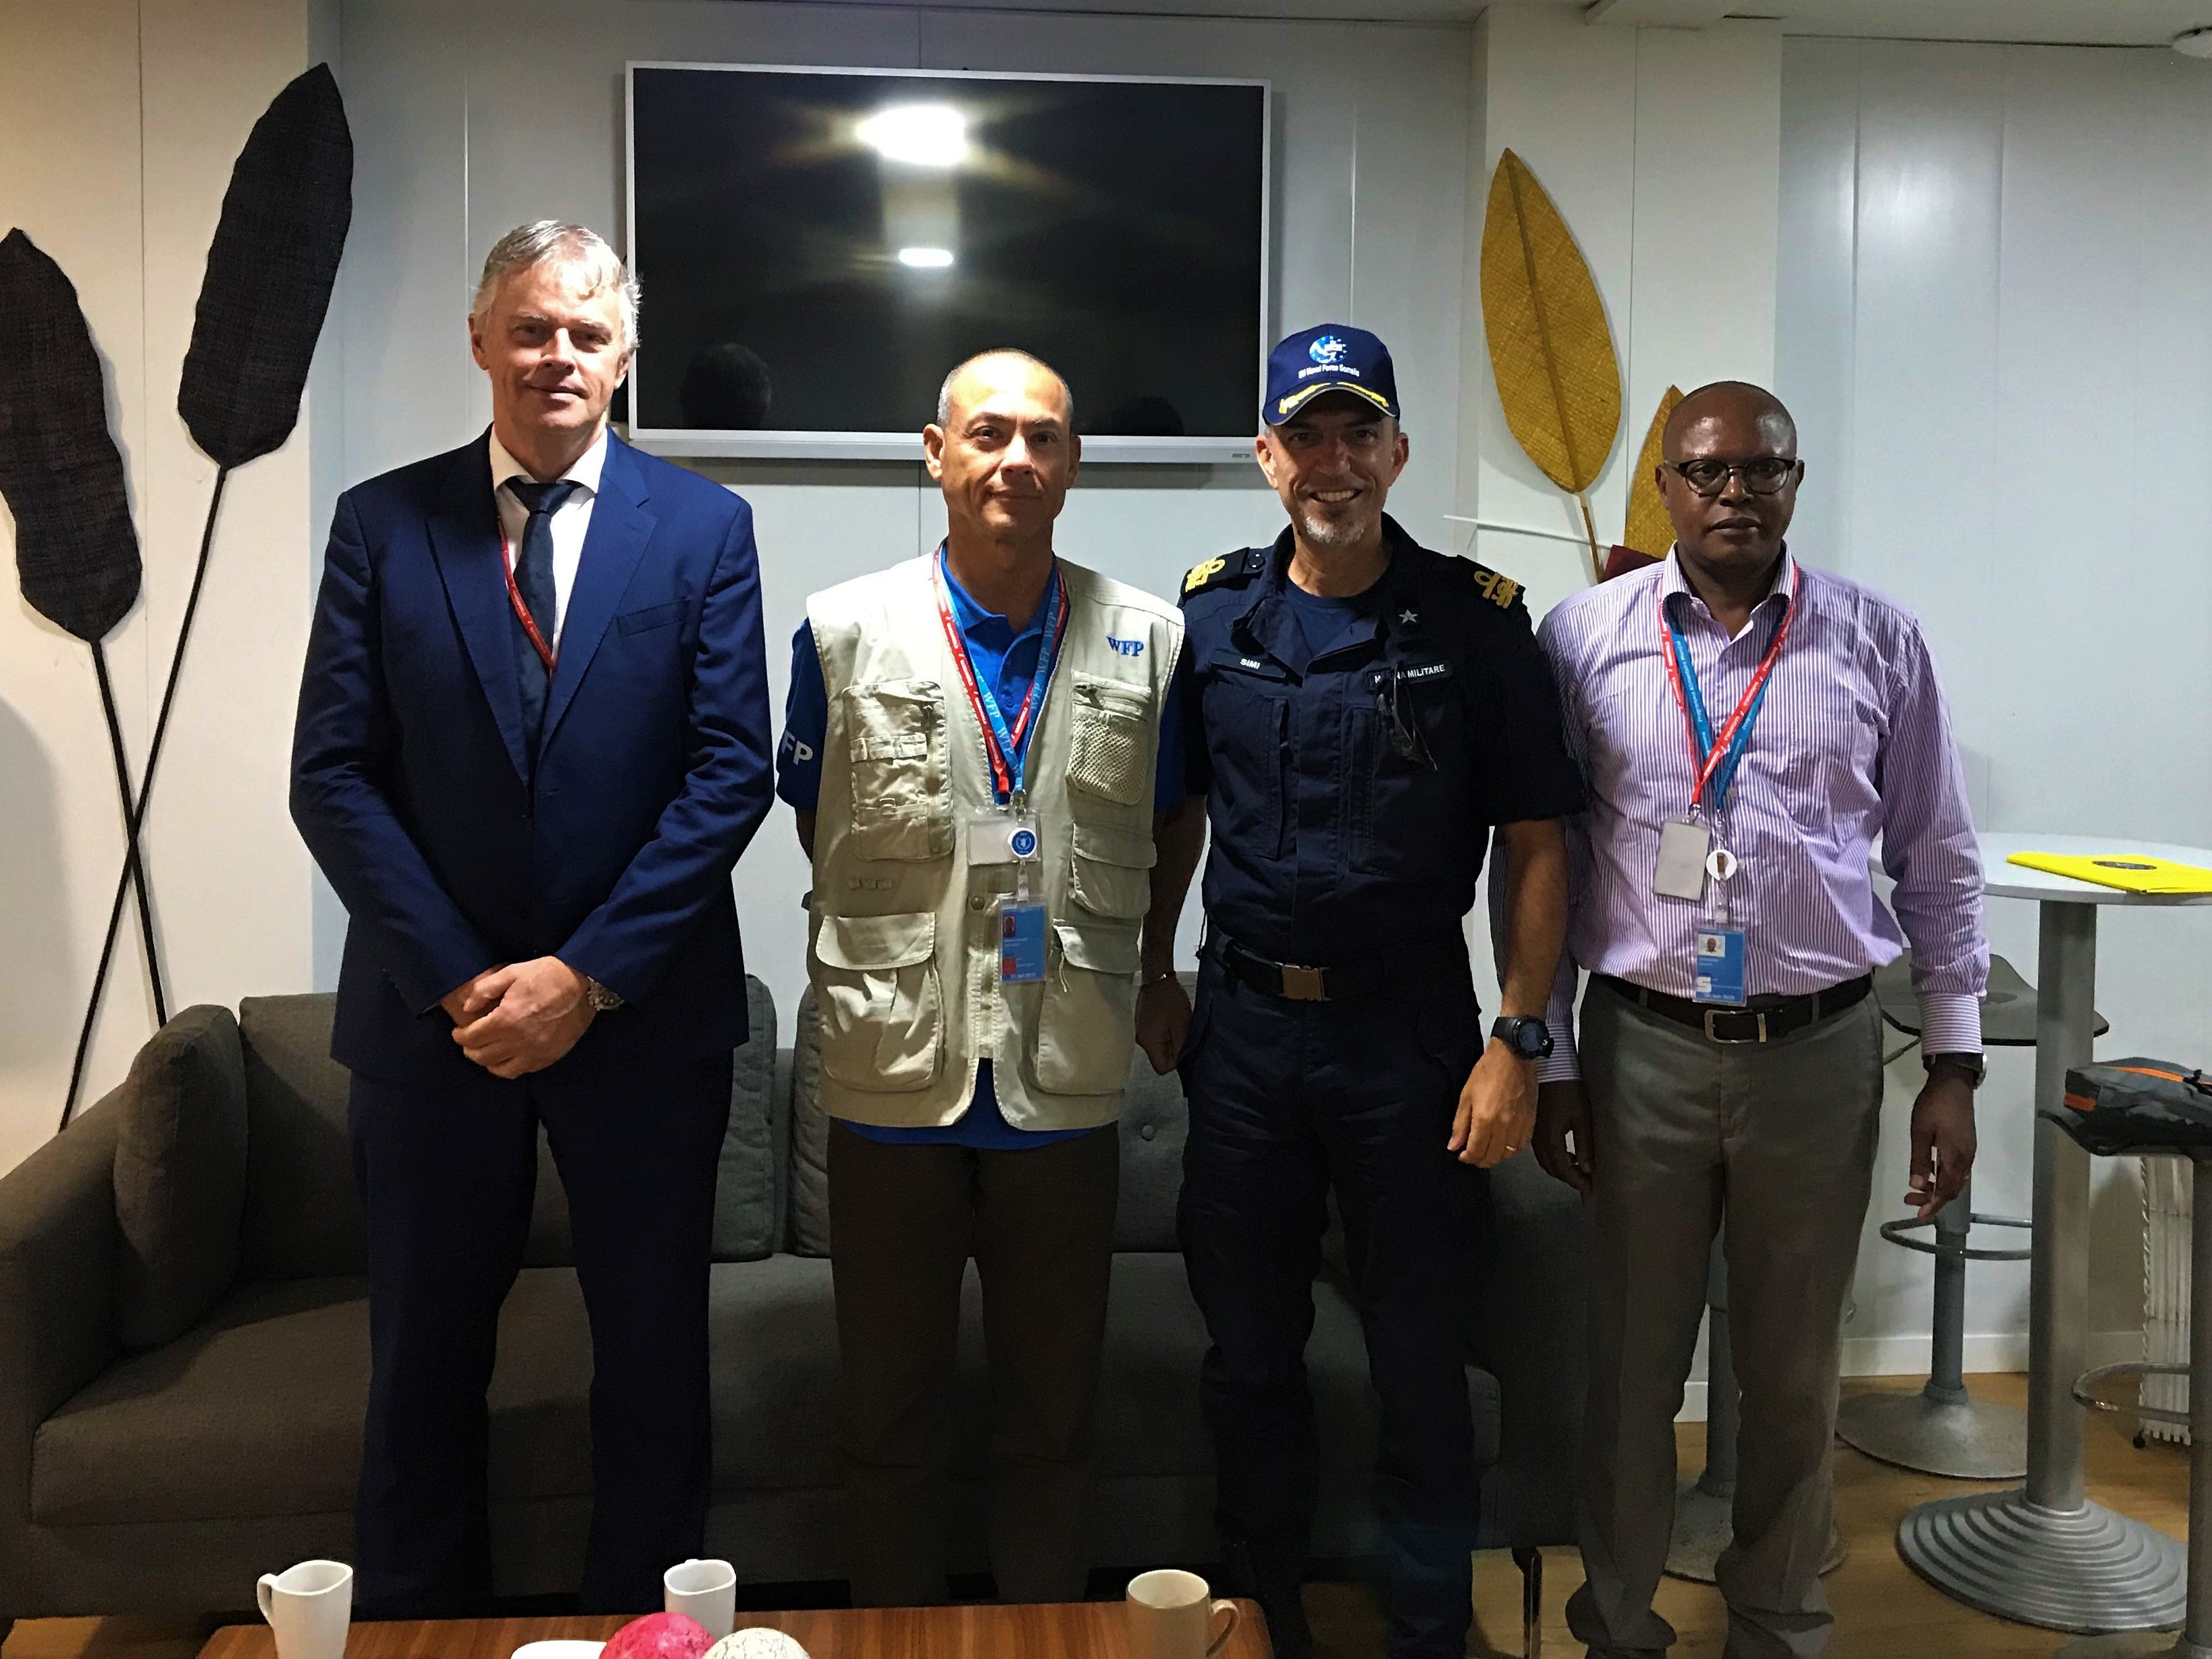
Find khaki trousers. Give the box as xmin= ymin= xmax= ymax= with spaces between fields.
xmin=1565 ymin=978 xmax=1883 ymax=1659
xmin=828 ymin=1121 xmax=1120 ymax=1606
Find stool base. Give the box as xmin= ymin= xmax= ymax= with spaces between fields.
xmin=1835 ymin=1388 xmax=2028 ymax=1479
xmin=2051 ymin=1636 xmax=2210 ymax=1659
xmin=1899 ymin=1490 xmax=2186 ymax=1632
xmin=1664 ymin=1477 xmax=1847 ymax=1584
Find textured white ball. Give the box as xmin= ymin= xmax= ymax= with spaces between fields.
xmin=702 ymin=1632 xmax=808 ymax=1659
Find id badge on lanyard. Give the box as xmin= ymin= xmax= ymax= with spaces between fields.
xmin=1655 ymin=571 xmax=1799 ymax=1005
xmin=938 ymin=550 xmax=1068 ymax=986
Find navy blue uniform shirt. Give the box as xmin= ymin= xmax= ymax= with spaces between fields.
xmin=1180 ymin=516 xmax=1584 ymax=965
xmin=779 ymin=558 xmax=1187 ymax=1148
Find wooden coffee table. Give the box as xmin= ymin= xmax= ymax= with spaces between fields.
xmin=197 ymin=1600 xmax=1273 ymax=1658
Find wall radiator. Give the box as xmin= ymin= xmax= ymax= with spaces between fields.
xmin=2144 ymin=1155 xmax=2191 ymax=1444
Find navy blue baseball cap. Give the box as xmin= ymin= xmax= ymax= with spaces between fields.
xmin=1263 ymin=323 xmax=1400 ymax=426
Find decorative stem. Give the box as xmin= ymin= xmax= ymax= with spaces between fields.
xmin=1575 ymin=492 xmax=1604 ymax=585
xmin=61 ymin=467 xmax=231 ymax=1128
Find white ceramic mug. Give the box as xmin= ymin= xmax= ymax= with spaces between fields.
xmin=664 ymin=1556 xmax=737 ymax=1639
xmin=1126 ymin=1569 xmax=1238 ymax=1659
xmin=255 ymin=1559 xmax=352 ymax=1659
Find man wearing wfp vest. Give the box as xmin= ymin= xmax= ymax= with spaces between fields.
xmin=775 ymin=350 xmax=1195 ymax=1605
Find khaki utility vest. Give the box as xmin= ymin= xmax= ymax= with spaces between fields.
xmin=806 ymin=554 xmax=1185 ymax=1130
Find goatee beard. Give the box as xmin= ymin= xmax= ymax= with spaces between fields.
xmin=1297 ymin=506 xmax=1370 ymax=548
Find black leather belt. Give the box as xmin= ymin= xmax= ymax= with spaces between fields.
xmin=1215 ymin=933 xmax=1463 ymax=1003
xmin=1599 ymin=973 xmax=1873 ymax=1045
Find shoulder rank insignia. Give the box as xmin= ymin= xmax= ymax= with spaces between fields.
xmin=1465 ymin=561 xmax=1523 ymax=611
xmin=1182 ymin=548 xmax=1264 ymax=596
xmin=1183 ymin=556 xmax=1229 ymax=595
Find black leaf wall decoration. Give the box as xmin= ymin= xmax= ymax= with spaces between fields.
xmin=0 ymin=230 xmax=168 ymax=1101
xmin=61 ymin=63 xmax=353 ymax=1128
xmin=0 ymin=230 xmax=142 ymax=641
xmin=178 ymin=63 xmax=354 ymax=467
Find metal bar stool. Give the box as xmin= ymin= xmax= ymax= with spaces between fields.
xmin=2045 ymin=1102 xmax=2207 ymax=1656
xmin=1835 ymin=953 xmax=2105 ymax=1479
xmin=1667 ymin=1234 xmax=1846 ymax=1582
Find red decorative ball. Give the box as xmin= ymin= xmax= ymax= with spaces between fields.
xmin=604 ymin=1612 xmax=712 ymax=1659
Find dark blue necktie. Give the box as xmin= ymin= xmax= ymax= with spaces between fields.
xmin=506 ymin=477 xmax=580 ymax=758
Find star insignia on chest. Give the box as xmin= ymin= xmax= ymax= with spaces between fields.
xmin=1398 ymin=608 xmax=1419 ymax=625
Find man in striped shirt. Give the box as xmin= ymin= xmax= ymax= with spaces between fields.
xmin=1533 ymin=382 xmax=1987 ymax=1658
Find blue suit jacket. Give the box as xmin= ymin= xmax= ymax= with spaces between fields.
xmin=290 ymin=431 xmax=773 ymax=1086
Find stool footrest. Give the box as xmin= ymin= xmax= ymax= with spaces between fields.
xmin=1878 ymin=1211 xmax=2034 ymax=1263
xmin=2074 ymin=1360 xmax=2191 ymax=1429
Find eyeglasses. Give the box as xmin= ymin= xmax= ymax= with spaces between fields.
xmin=1663 ymin=456 xmax=1801 ymax=497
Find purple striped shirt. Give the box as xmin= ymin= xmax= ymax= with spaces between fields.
xmin=1535 ymin=550 xmax=1986 ymax=1080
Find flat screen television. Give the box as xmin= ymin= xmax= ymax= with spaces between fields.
xmin=625 ymin=63 xmax=1270 ymax=462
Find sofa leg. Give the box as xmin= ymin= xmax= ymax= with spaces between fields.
xmin=1511 ymin=1546 xmax=1543 ymax=1659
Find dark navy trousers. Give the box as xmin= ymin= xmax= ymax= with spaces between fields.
xmin=1178 ymin=949 xmax=1492 ymax=1659
xmin=349 ymin=1044 xmax=732 ymax=1617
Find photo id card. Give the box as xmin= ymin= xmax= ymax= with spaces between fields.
xmin=1654 ymin=817 xmax=1712 ymax=901
xmin=968 ymin=810 xmax=1042 ymax=867
xmin=1693 ymin=927 xmax=1747 ymax=1007
xmin=999 ymin=901 xmax=1049 ymax=984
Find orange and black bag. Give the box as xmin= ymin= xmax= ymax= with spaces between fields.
xmin=2057 ymin=1059 xmax=2212 ymax=1157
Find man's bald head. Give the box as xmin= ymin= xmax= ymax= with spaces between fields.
xmin=936 ymin=349 xmax=1075 ymax=430
xmin=1662 ymin=381 xmax=1797 ymax=460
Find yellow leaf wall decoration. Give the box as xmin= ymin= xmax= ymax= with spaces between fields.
xmin=1623 ymin=385 xmax=1684 ymax=560
xmin=1480 ymin=149 xmax=1623 ymax=583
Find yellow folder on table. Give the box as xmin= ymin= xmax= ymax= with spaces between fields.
xmin=2007 ymin=852 xmax=2212 ymax=895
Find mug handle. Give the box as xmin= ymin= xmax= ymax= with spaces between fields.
xmin=1206 ymin=1599 xmax=1239 ymax=1656
xmin=256 ymin=1575 xmax=280 ymax=1625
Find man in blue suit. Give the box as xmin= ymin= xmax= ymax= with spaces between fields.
xmin=291 ymin=221 xmax=773 ymax=1616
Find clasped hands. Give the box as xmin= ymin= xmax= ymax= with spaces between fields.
xmin=440 ymin=957 xmax=596 ymax=1079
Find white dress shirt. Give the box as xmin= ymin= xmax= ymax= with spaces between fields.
xmin=489 ymin=426 xmax=608 ymax=650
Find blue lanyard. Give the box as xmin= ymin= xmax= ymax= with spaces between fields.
xmin=934 ymin=549 xmax=1069 ymax=804
xmin=1663 ymin=596 xmax=1790 ymax=815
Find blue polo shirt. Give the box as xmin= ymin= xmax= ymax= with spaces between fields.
xmin=777 ymin=558 xmax=1186 ymax=1149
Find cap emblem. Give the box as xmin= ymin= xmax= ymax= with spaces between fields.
xmin=1309 ymin=334 xmax=1350 ymax=367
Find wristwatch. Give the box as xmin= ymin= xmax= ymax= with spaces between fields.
xmin=582 ymin=975 xmax=625 ymax=1013
xmin=1924 ymin=1051 xmax=1984 ymax=1088
xmin=1493 ymin=1016 xmax=1554 ymax=1062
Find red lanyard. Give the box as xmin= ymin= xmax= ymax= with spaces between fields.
xmin=933 ymin=554 xmax=1069 ymax=803
xmin=1658 ymin=565 xmax=1799 ymax=813
xmin=502 ymin=531 xmax=557 ymax=673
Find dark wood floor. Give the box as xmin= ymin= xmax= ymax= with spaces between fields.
xmin=6 ymin=1373 xmax=2188 ymax=1659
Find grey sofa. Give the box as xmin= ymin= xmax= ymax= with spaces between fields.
xmin=0 ymin=978 xmax=1583 ymax=1638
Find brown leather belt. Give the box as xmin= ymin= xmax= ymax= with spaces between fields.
xmin=1598 ymin=973 xmax=1873 ymax=1045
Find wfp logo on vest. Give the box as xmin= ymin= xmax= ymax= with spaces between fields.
xmin=1106 ymin=636 xmax=1144 ymax=658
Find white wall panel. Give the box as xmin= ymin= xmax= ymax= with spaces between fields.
xmin=0 ymin=0 xmax=325 ymax=1174
xmin=1778 ymin=36 xmax=2212 ymax=1359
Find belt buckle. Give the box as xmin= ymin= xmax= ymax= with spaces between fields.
xmin=1280 ymin=963 xmax=1327 ymax=1002
xmin=1703 ymin=1007 xmax=1769 ymax=1045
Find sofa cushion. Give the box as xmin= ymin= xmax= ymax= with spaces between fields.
xmin=238 ymin=995 xmax=365 ymax=1281
xmin=32 ymin=1269 xmax=599 ymax=1525
xmin=788 ymin=992 xmax=831 ymax=1257
xmin=112 ymin=1005 xmax=250 ymax=1349
xmin=33 ymin=1252 xmax=1390 ymax=1531
xmin=711 ymin=977 xmax=780 ymax=1263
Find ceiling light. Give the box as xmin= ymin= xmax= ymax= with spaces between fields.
xmin=896 ymin=246 xmax=955 ymax=269
xmin=2174 ymin=27 xmax=2212 ymax=56
xmin=857 ymin=105 xmax=968 ymax=167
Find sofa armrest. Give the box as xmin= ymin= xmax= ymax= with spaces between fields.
xmin=1470 ymin=1149 xmax=1587 ymax=1548
xmin=0 ymin=1087 xmax=125 ymax=1608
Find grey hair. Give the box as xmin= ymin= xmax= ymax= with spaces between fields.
xmin=935 ymin=348 xmax=1074 ymax=429
xmin=471 ymin=220 xmax=640 ymax=352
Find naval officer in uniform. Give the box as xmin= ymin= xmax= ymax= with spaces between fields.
xmin=1138 ymin=324 xmax=1585 ymax=1658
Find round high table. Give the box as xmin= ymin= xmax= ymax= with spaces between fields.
xmin=1898 ymin=833 xmax=2212 ymax=1633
